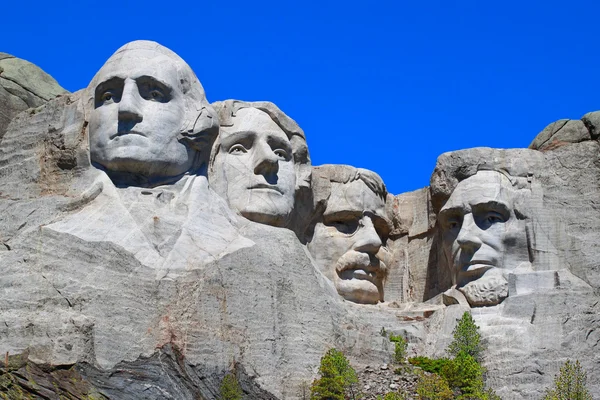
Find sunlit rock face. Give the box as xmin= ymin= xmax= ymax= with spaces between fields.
xmin=1 ymin=41 xmax=600 ymax=399
xmin=438 ymin=170 xmax=531 ymax=307
xmin=86 ymin=40 xmax=218 ymax=186
xmin=307 ymin=165 xmax=392 ymax=304
xmin=209 ymin=100 xmax=310 ymax=229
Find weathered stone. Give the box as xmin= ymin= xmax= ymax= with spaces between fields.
xmin=581 ymin=110 xmax=600 ymax=139
xmin=210 ymin=100 xmax=310 ymax=232
xmin=307 ymin=164 xmax=391 ymax=304
xmin=0 ymin=52 xmax=67 ymax=140
xmin=2 ymin=40 xmax=600 ymax=400
xmin=529 ymin=118 xmax=590 ymax=151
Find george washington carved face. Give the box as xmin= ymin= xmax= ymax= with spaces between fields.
xmin=88 ymin=41 xmax=215 ymax=183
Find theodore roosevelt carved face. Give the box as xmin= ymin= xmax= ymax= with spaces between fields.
xmin=307 ymin=166 xmax=391 ymax=304
xmin=209 ymin=101 xmax=310 ymax=227
xmin=438 ymin=170 xmax=531 ymax=306
xmin=88 ymin=41 xmax=215 ymax=183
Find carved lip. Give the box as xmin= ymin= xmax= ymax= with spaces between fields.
xmin=248 ymin=184 xmax=283 ymax=194
xmin=110 ymin=130 xmax=146 ymax=139
xmin=339 ymin=268 xmax=379 ymax=284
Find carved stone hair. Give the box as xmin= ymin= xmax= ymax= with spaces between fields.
xmin=85 ymin=40 xmax=219 ymax=153
xmin=209 ymin=100 xmax=311 ymax=190
xmin=429 ymin=148 xmax=539 ymax=216
xmin=313 ymin=164 xmax=388 ymax=200
xmin=304 ymin=164 xmax=388 ymax=241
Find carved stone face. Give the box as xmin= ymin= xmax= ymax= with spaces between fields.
xmin=439 ymin=171 xmax=530 ymax=305
xmin=89 ymin=49 xmax=195 ymax=178
xmin=212 ymin=108 xmax=296 ymax=226
xmin=307 ymin=180 xmax=390 ymax=304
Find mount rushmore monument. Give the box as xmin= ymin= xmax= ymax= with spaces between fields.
xmin=0 ymin=40 xmax=599 ymax=399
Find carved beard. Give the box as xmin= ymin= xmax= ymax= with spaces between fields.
xmin=458 ymin=269 xmax=508 ymax=307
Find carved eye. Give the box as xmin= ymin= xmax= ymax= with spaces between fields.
xmin=329 ymin=219 xmax=359 ymax=235
xmin=150 ymin=89 xmax=164 ymax=101
xmin=100 ymin=91 xmax=114 ymax=104
xmin=442 ymin=216 xmax=461 ymax=232
xmin=274 ymin=149 xmax=288 ymax=160
xmin=229 ymin=144 xmax=248 ymax=155
xmin=486 ymin=213 xmax=504 ymax=224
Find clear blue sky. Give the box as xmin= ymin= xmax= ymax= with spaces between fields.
xmin=2 ymin=1 xmax=599 ymax=195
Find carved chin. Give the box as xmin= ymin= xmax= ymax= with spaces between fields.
xmin=458 ymin=273 xmax=508 ymax=307
xmin=334 ymin=278 xmax=382 ymax=304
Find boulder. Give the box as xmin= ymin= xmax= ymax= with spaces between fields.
xmin=0 ymin=52 xmax=67 ymax=141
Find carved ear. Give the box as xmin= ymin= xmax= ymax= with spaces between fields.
xmin=181 ymin=105 xmax=219 ymax=152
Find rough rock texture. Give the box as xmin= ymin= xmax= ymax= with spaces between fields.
xmin=0 ymin=91 xmax=418 ymax=399
xmin=0 ymin=52 xmax=67 ymax=140
xmin=426 ymin=141 xmax=600 ymax=398
xmin=2 ymin=44 xmax=600 ymax=399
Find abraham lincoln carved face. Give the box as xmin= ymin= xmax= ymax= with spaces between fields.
xmin=439 ymin=170 xmax=531 ymax=306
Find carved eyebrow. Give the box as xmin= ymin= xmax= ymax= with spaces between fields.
xmin=471 ymin=200 xmax=510 ymax=219
xmin=220 ymin=130 xmax=256 ymax=148
xmin=438 ymin=206 xmax=464 ymax=220
xmin=323 ymin=210 xmax=363 ymax=220
xmin=135 ymin=75 xmax=173 ymax=94
xmin=367 ymin=212 xmax=392 ymax=237
xmin=95 ymin=77 xmax=124 ymax=96
xmin=266 ymin=133 xmax=292 ymax=150
xmin=368 ymin=212 xmax=391 ymax=227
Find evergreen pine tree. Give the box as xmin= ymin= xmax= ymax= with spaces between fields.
xmin=311 ymin=348 xmax=360 ymax=400
xmin=448 ymin=312 xmax=483 ymax=362
xmin=219 ymin=372 xmax=242 ymax=400
xmin=542 ymin=360 xmax=592 ymax=400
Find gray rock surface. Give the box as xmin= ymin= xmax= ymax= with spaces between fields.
xmin=0 ymin=52 xmax=67 ymax=140
xmin=427 ymin=142 xmax=600 ymax=397
xmin=2 ymin=41 xmax=600 ymax=399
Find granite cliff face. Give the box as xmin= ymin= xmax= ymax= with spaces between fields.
xmin=0 ymin=42 xmax=599 ymax=399
xmin=0 ymin=52 xmax=67 ymax=141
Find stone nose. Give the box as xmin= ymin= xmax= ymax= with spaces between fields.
xmin=118 ymin=79 xmax=143 ymax=124
xmin=353 ymin=216 xmax=382 ymax=255
xmin=253 ymin=142 xmax=279 ymax=177
xmin=456 ymin=213 xmax=483 ymax=251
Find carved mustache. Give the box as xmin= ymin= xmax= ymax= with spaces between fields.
xmin=335 ymin=249 xmax=389 ymax=280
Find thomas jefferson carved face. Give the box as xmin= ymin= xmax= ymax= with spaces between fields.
xmin=307 ymin=179 xmax=391 ymax=304
xmin=439 ymin=170 xmax=530 ymax=306
xmin=211 ymin=108 xmax=297 ymax=226
xmin=89 ymin=47 xmax=196 ymax=179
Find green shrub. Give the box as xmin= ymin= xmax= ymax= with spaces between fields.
xmin=408 ymin=356 xmax=450 ymax=375
xmin=448 ymin=312 xmax=483 ymax=362
xmin=311 ymin=348 xmax=361 ymax=400
xmin=389 ymin=334 xmax=408 ymax=364
xmin=219 ymin=372 xmax=242 ymax=400
xmin=383 ymin=391 xmax=406 ymax=400
xmin=416 ymin=373 xmax=453 ymax=400
xmin=441 ymin=352 xmax=484 ymax=396
xmin=542 ymin=360 xmax=592 ymax=400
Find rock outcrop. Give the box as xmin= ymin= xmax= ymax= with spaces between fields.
xmin=1 ymin=41 xmax=600 ymax=399
xmin=0 ymin=52 xmax=67 ymax=140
